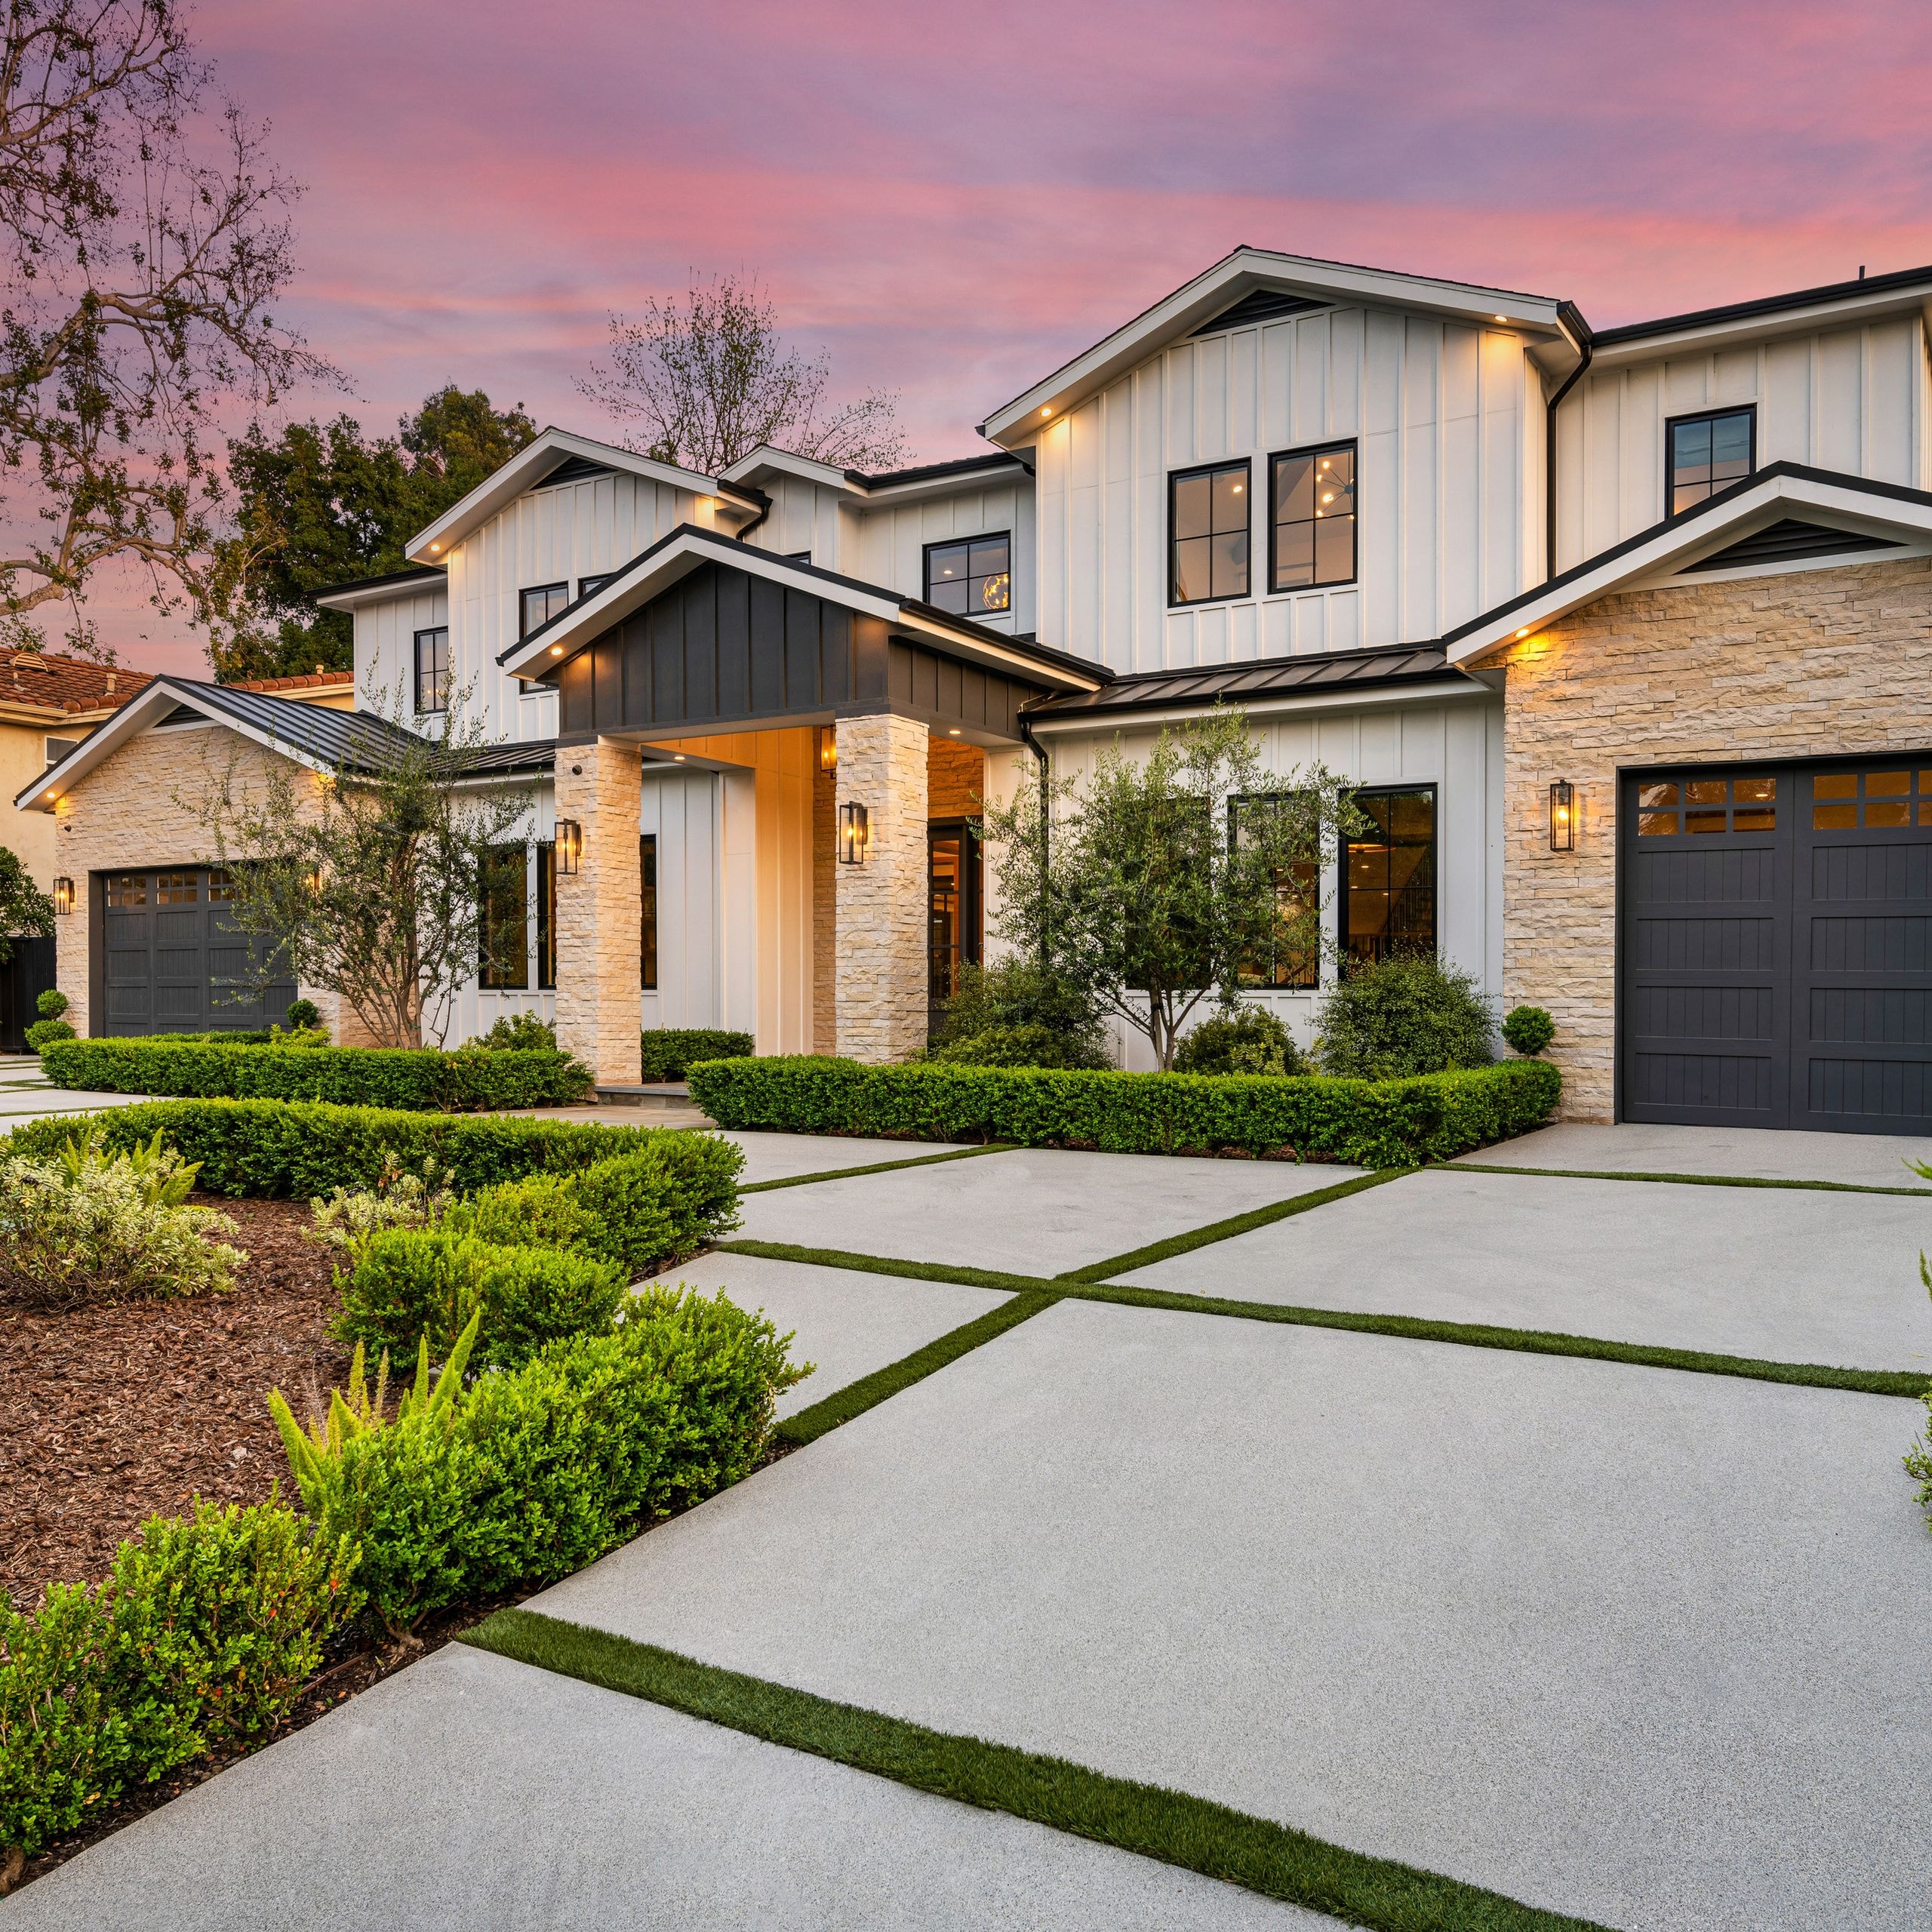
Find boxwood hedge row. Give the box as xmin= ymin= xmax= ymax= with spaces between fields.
xmin=38 ymin=1038 xmax=592 ymax=1112
xmin=639 ymin=1028 xmax=755 ymax=1083
xmin=686 ymin=1055 xmax=1561 ymax=1168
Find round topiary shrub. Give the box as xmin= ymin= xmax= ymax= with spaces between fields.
xmin=1174 ymin=1006 xmax=1303 ymax=1077
xmin=285 ymin=997 xmax=321 ymax=1033
xmin=24 ymin=1017 xmax=75 ymax=1052
xmin=1500 ymin=1004 xmax=1555 ymax=1057
xmin=1314 ymin=953 xmax=1495 ymax=1079
xmin=36 ymin=988 xmax=68 ymax=1021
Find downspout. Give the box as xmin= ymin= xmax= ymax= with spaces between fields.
xmin=1543 ymin=302 xmax=1594 ymax=581
xmin=728 ymin=487 xmax=772 ymax=546
xmin=1017 ymin=710 xmax=1051 ymax=969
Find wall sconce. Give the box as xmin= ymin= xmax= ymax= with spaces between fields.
xmin=1549 ymin=780 xmax=1575 ymax=852
xmin=819 ymin=727 xmax=837 ymax=772
xmin=302 ymin=865 xmax=324 ymax=897
xmin=838 ymin=801 xmax=869 ymax=864
xmin=555 ymin=820 xmax=582 ymax=875
xmin=52 ymin=875 xmax=74 ymax=915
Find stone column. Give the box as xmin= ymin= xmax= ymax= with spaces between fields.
xmin=552 ymin=740 xmax=643 ymax=1085
xmin=834 ymin=710 xmax=928 ymax=1063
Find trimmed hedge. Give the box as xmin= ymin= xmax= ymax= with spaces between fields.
xmin=38 ymin=1037 xmax=592 ymax=1112
xmin=688 ymin=1055 xmax=1562 ymax=1168
xmin=640 ymin=1028 xmax=754 ymax=1083
xmin=5 ymin=1098 xmax=724 ymax=1199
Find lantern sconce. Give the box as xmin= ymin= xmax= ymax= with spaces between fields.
xmin=555 ymin=820 xmax=582 ymax=875
xmin=1549 ymin=779 xmax=1575 ymax=852
xmin=837 ymin=801 xmax=869 ymax=865
xmin=818 ymin=727 xmax=837 ymax=773
xmin=52 ymin=875 xmax=74 ymax=916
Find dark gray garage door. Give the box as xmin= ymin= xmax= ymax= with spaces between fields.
xmin=1620 ymin=761 xmax=1932 ymax=1134
xmin=100 ymin=867 xmax=295 ymax=1036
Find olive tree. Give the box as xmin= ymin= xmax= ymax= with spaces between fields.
xmin=980 ymin=706 xmax=1361 ymax=1071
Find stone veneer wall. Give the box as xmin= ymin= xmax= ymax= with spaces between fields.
xmin=46 ymin=724 xmax=378 ymax=1044
xmin=1491 ymin=552 xmax=1932 ymax=1122
xmin=834 ymin=712 xmax=929 ymax=1062
xmin=552 ymin=739 xmax=644 ymax=1084
xmin=812 ymin=739 xmax=836 ymax=1054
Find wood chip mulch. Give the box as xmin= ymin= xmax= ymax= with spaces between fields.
xmin=0 ymin=1196 xmax=352 ymax=1614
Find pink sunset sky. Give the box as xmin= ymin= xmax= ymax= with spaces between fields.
xmin=92 ymin=0 xmax=1932 ymax=671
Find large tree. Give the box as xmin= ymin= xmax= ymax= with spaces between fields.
xmin=0 ymin=0 xmax=329 ymax=658
xmin=577 ymin=272 xmax=906 ymax=474
xmin=980 ymin=707 xmax=1362 ymax=1071
xmin=210 ymin=386 xmax=537 ymax=681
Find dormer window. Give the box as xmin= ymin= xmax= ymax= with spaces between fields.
xmin=1668 ymin=408 xmax=1754 ymax=515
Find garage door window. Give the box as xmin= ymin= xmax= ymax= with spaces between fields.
xmin=1811 ymin=768 xmax=1932 ymax=829
xmin=107 ymin=875 xmax=146 ymax=906
xmin=1637 ymin=774 xmax=1777 ymax=837
xmin=156 ymin=872 xmax=199 ymax=903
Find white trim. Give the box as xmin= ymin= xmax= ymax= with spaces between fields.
xmin=1589 ymin=288 xmax=1932 ymax=368
xmin=312 ymin=571 xmax=445 ymax=614
xmin=1026 ymin=676 xmax=1493 ymax=737
xmin=718 ymin=445 xmax=862 ymax=494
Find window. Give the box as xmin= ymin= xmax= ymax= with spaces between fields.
xmin=1169 ymin=461 xmax=1250 ymax=605
xmin=1667 ymin=408 xmax=1754 ymax=515
xmin=414 ymin=627 xmax=449 ymax=715
xmin=1343 ymin=789 xmax=1435 ymax=969
xmin=1810 ymin=768 xmax=1932 ymax=830
xmin=44 ymin=735 xmax=78 ymax=769
xmin=927 ymin=824 xmax=982 ymax=1011
xmin=106 ymin=873 xmax=146 ymax=908
xmin=207 ymin=868 xmax=235 ymax=902
xmin=537 ymin=840 xmax=557 ymax=990
xmin=639 ymin=835 xmax=658 ymax=991
xmin=924 ymin=534 xmax=1010 ymax=616
xmin=477 ymin=844 xmax=528 ymax=989
xmin=519 ymin=581 xmax=570 ymax=638
xmin=1270 ymin=442 xmax=1356 ymax=591
xmin=577 ymin=573 xmax=614 ymax=599
xmin=1636 ymin=774 xmax=1777 ymax=835
xmin=155 ymin=871 xmax=198 ymax=904
xmin=784 ymin=550 xmax=812 ymax=565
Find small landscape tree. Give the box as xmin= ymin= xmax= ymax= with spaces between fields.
xmin=0 ymin=846 xmax=54 ymax=961
xmin=980 ymin=706 xmax=1361 ymax=1071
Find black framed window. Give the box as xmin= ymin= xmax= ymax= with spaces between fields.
xmin=1169 ymin=460 xmax=1250 ymax=605
xmin=1343 ymin=788 xmax=1435 ymax=970
xmin=414 ymin=626 xmax=449 ymax=715
xmin=924 ymin=534 xmax=1010 ymax=616
xmin=44 ymin=734 xmax=78 ymax=769
xmin=478 ymin=844 xmax=528 ymax=989
xmin=1270 ymin=442 xmax=1356 ymax=591
xmin=520 ymin=581 xmax=570 ymax=638
xmin=1667 ymin=408 xmax=1754 ymax=515
xmin=536 ymin=840 xmax=557 ymax=989
xmin=640 ymin=834 xmax=658 ymax=991
xmin=784 ymin=549 xmax=812 ymax=565
xmin=577 ymin=572 xmax=614 ymax=600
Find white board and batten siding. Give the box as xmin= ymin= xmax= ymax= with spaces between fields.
xmin=352 ymin=586 xmax=449 ymax=720
xmin=1032 ymin=307 xmax=1540 ymax=675
xmin=1554 ymin=317 xmax=1927 ymax=569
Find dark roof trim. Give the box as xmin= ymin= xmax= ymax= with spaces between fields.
xmin=1678 ymin=517 xmax=1902 ymax=575
xmin=1595 ymin=263 xmax=1932 ymax=346
xmin=310 ymin=563 xmax=446 ymax=599
xmin=1444 ymin=460 xmax=1932 ymax=645
xmin=1027 ymin=642 xmax=1461 ymax=721
xmin=1189 ymin=289 xmax=1327 ymax=335
xmin=851 ymin=451 xmax=1027 ymax=490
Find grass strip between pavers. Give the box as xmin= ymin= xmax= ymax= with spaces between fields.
xmin=462 ymin=1611 xmax=1614 ymax=1932
xmin=740 ymin=1142 xmax=1017 ymax=1195
xmin=718 ymin=1238 xmax=1057 ymax=1296
xmin=774 ymin=1290 xmax=1063 ymax=1446
xmin=1449 ymin=1160 xmax=1932 ymax=1199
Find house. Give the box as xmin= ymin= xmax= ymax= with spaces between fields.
xmin=20 ymin=249 xmax=1932 ymax=1134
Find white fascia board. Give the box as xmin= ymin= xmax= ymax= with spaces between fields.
xmin=854 ymin=462 xmax=1031 ymax=507
xmin=1590 ymin=286 xmax=1932 ymax=368
xmin=1446 ymin=472 xmax=1932 ymax=665
xmin=1026 ymin=677 xmax=1493 ymax=737
xmin=404 ymin=429 xmax=755 ymax=565
xmin=718 ymin=445 xmax=863 ymax=494
xmin=891 ymin=608 xmax=1105 ymax=691
xmin=312 ymin=571 xmax=446 ymax=614
xmin=980 ymin=248 xmax=1566 ymax=445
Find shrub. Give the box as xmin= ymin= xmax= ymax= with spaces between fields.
xmin=37 ymin=1037 xmax=593 ymax=1112
xmin=931 ymin=963 xmax=1110 ymax=1069
xmin=306 ymin=1164 xmax=455 ymax=1263
xmin=35 ymin=989 xmax=67 ymax=1021
xmin=1174 ymin=1005 xmax=1303 ymax=1078
xmin=24 ymin=1017 xmax=75 ymax=1052
xmin=334 ymin=1229 xmax=626 ymax=1371
xmin=0 ymin=1499 xmax=357 ymax=1863
xmin=639 ymin=1028 xmax=755 ymax=1082
xmin=4 ymin=1100 xmax=721 ymax=1200
xmin=0 ymin=1126 xmax=242 ymax=1307
xmin=688 ymin=1054 xmax=1561 ymax=1168
xmin=285 ymin=998 xmax=322 ymax=1033
xmin=1314 ymin=954 xmax=1496 ymax=1079
xmin=478 ymin=1011 xmax=556 ymax=1052
xmin=270 ymin=1294 xmax=803 ymax=1633
xmin=925 ymin=1024 xmax=1095 ymax=1069
xmin=1501 ymin=1004 xmax=1556 ymax=1057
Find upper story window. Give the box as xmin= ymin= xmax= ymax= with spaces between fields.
xmin=414 ymin=626 xmax=449 ymax=715
xmin=519 ymin=580 xmax=570 ymax=637
xmin=1667 ymin=408 xmax=1754 ymax=515
xmin=44 ymin=734 xmax=78 ymax=769
xmin=1270 ymin=442 xmax=1356 ymax=591
xmin=925 ymin=534 xmax=1010 ymax=617
xmin=577 ymin=572 xmax=614 ymax=599
xmin=1169 ymin=460 xmax=1249 ymax=606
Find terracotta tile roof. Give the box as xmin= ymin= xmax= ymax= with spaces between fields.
xmin=0 ymin=650 xmax=153 ymax=716
xmin=229 ymin=670 xmax=354 ymax=694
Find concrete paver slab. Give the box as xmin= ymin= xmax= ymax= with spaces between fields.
xmin=646 ymin=1251 xmax=1009 ymax=1417
xmin=0 ymin=1088 xmax=157 ymax=1123
xmin=531 ymin=1300 xmax=1928 ymax=1931
xmin=1119 ymin=1166 xmax=1932 ymax=1371
xmin=720 ymin=1130 xmax=971 ymax=1185
xmin=1462 ymin=1119 xmax=1932 ymax=1189
xmin=736 ymin=1147 xmax=1363 ymax=1276
xmin=4 ymin=1642 xmax=1321 ymax=1931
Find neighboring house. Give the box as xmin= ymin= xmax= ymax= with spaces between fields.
xmin=21 ymin=248 xmax=1932 ymax=1134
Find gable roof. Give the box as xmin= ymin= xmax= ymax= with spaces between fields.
xmin=311 ymin=563 xmax=447 ymax=611
xmin=1444 ymin=463 xmax=1932 ymax=664
xmin=718 ymin=444 xmax=1030 ymax=502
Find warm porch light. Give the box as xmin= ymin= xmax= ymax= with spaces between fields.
xmin=555 ymin=819 xmax=582 ymax=875
xmin=838 ymin=801 xmax=869 ymax=864
xmin=52 ymin=875 xmax=73 ymax=915
xmin=819 ymin=728 xmax=837 ymax=771
xmin=1549 ymin=780 xmax=1575 ymax=851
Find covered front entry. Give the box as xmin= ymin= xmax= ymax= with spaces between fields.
xmin=1618 ymin=758 xmax=1932 ymax=1134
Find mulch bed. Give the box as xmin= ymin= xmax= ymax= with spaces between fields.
xmin=0 ymin=1196 xmax=351 ymax=1614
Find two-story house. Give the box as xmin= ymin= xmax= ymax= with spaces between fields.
xmin=25 ymin=248 xmax=1932 ymax=1134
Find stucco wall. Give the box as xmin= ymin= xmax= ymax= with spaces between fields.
xmin=1491 ymin=552 xmax=1932 ymax=1121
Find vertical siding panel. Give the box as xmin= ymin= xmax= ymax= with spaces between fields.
xmin=1583 ymin=374 xmax=1623 ymax=562
xmin=1261 ymin=320 xmax=1293 ymax=448
xmin=1761 ymin=336 xmax=1813 ymax=466
xmin=1663 ymin=355 xmax=1710 ymax=416
xmin=1166 ymin=342 xmax=1197 ymax=465
xmin=1441 ymin=325 xmax=1480 ymax=633
xmin=1713 ymin=346 xmax=1758 ymax=407
xmin=1069 ymin=398 xmax=1102 ymax=662
xmin=1103 ymin=383 xmax=1134 ymax=669
xmin=1441 ymin=702 xmax=1490 ymax=990
xmin=1361 ymin=310 xmax=1402 ymax=648
xmin=1817 ymin=328 xmax=1863 ymax=472
xmin=1867 ymin=318 xmax=1913 ymax=482
xmin=1401 ymin=318 xmax=1440 ymax=641
xmin=1135 ymin=364 xmax=1164 ymax=669
xmin=1621 ymin=364 xmax=1661 ymax=535
xmin=1228 ymin=327 xmax=1258 ymax=458
xmin=1480 ymin=328 xmax=1521 ymax=611
xmin=1197 ymin=334 xmax=1228 ymax=460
